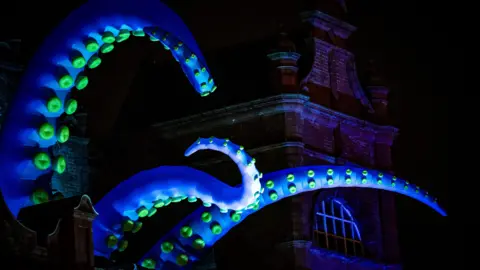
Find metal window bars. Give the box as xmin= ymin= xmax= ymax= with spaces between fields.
xmin=313 ymin=199 xmax=364 ymax=257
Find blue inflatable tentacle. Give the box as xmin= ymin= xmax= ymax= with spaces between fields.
xmin=0 ymin=1 xmax=446 ymax=269
xmin=137 ymin=165 xmax=446 ymax=269
xmin=184 ymin=137 xmax=262 ymax=211
xmin=92 ymin=137 xmax=263 ymax=258
xmin=0 ymin=0 xmax=217 ymax=217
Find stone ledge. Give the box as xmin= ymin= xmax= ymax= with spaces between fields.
xmin=309 ymin=246 xmax=402 ymax=269
xmin=190 ymin=142 xmax=304 ymax=167
xmin=151 ymin=94 xmax=398 ymax=140
xmin=276 ymin=240 xmax=313 ymax=249
xmin=300 ymin=10 xmax=357 ymax=39
xmin=190 ymin=141 xmax=337 ymax=167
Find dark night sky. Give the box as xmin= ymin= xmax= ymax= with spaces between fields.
xmin=1 ymin=0 xmax=450 ymax=268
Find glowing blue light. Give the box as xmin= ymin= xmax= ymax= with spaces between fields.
xmin=138 ymin=165 xmax=446 ymax=268
xmin=0 ymin=1 xmax=447 ymax=269
xmin=92 ymin=137 xmax=262 ymax=257
xmin=0 ymin=0 xmax=215 ymax=216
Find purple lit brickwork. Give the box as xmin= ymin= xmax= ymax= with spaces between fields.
xmin=139 ymin=91 xmax=400 ymax=268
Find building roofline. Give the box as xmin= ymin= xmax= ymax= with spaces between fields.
xmin=151 ymin=94 xmax=399 ymax=138
xmin=300 ymin=10 xmax=357 ymax=39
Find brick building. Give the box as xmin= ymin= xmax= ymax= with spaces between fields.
xmin=0 ymin=0 xmax=426 ymax=269
xmin=87 ymin=1 xmax=403 ymax=269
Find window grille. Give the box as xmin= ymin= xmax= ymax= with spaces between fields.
xmin=313 ymin=199 xmax=364 ymax=257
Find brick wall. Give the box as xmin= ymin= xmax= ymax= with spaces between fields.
xmin=329 ymin=49 xmax=352 ymax=97
xmin=51 ymin=137 xmax=90 ymax=197
xmin=143 ymin=103 xmax=397 ymax=266
xmin=303 ymin=38 xmax=332 ymax=89
xmin=303 ymin=119 xmax=336 ymax=154
xmin=93 ymin=94 xmax=399 ymax=268
xmin=300 ymin=18 xmax=375 ymax=121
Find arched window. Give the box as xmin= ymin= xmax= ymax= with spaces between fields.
xmin=313 ymin=199 xmax=364 ymax=257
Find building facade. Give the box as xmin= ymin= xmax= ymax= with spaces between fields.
xmin=0 ymin=1 xmax=411 ymax=269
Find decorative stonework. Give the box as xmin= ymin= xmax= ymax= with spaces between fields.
xmin=300 ymin=10 xmax=357 ymax=39
xmin=299 ymin=10 xmax=375 ymax=113
xmin=302 ymin=38 xmax=332 ymax=88
xmin=152 ymin=94 xmax=397 ymax=139
xmin=347 ymin=58 xmax=375 ymax=112
xmin=267 ymin=52 xmax=301 ymax=62
xmin=73 ymin=195 xmax=99 ymax=221
xmin=299 ymin=38 xmax=375 ymax=112
xmin=153 ymin=94 xmax=396 ymax=168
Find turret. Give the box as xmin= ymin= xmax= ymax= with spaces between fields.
xmin=266 ymin=31 xmax=301 ymax=94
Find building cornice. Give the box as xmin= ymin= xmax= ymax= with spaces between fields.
xmin=309 ymin=246 xmax=402 ymax=268
xmin=191 ymin=141 xmax=336 ymax=168
xmin=152 ymin=94 xmax=399 ymax=140
xmin=191 ymin=142 xmax=303 ymax=167
xmin=300 ymin=10 xmax=357 ymax=39
xmin=267 ymin=52 xmax=302 ymax=61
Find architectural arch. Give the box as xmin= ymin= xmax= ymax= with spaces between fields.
xmin=312 ymin=198 xmax=364 ymax=257
xmin=0 ymin=0 xmax=447 ymax=269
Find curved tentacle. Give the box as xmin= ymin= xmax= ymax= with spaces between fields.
xmin=137 ymin=166 xmax=446 ymax=269
xmin=0 ymin=0 xmax=216 ymax=216
xmin=0 ymin=1 xmax=446 ymax=269
xmin=92 ymin=165 xmax=223 ymax=258
xmin=185 ymin=137 xmax=262 ymax=211
xmin=92 ymin=137 xmax=262 ymax=258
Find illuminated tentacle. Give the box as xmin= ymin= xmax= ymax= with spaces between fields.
xmin=91 ymin=137 xmax=262 ymax=257
xmin=0 ymin=0 xmax=217 ymax=216
xmin=138 ymin=166 xmax=446 ymax=269
xmin=0 ymin=0 xmax=446 ymax=267
xmin=185 ymin=137 xmax=262 ymax=210
xmin=259 ymin=166 xmax=445 ymax=216
xmin=92 ymin=165 xmax=224 ymax=257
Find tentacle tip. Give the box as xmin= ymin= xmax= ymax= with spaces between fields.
xmin=184 ymin=137 xmax=204 ymax=157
